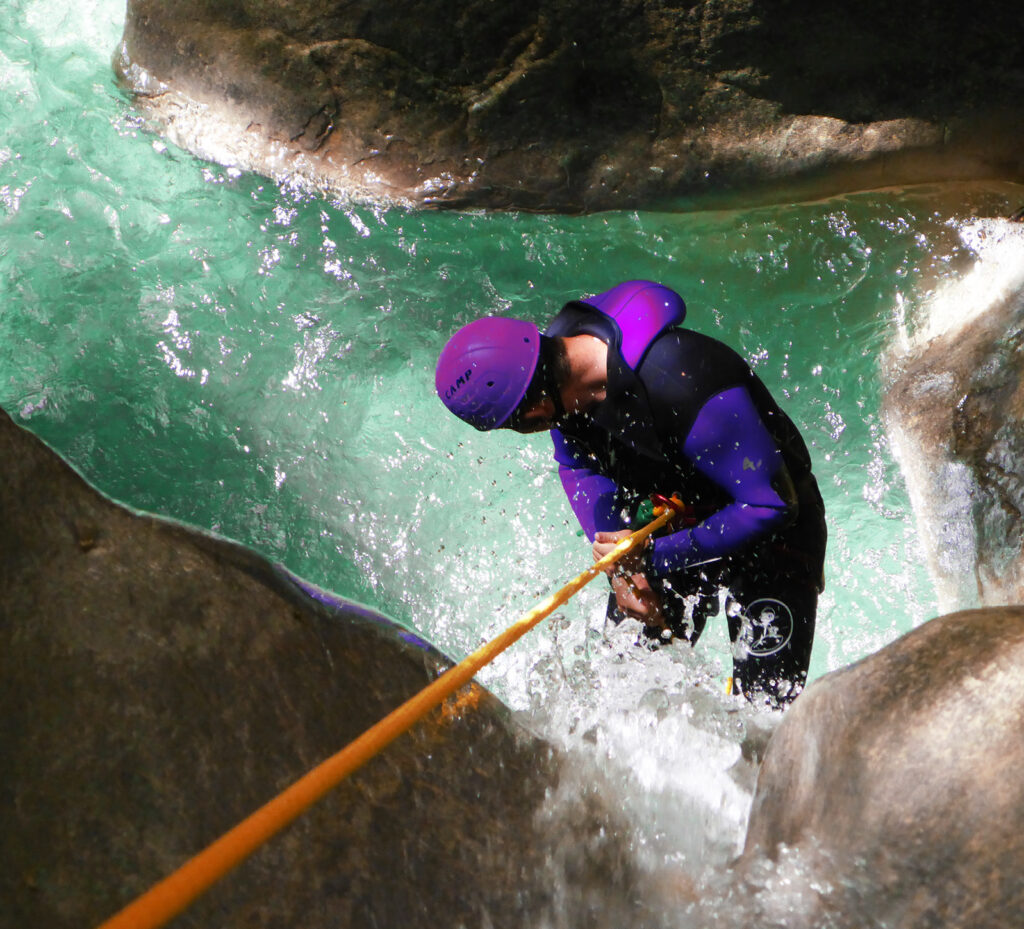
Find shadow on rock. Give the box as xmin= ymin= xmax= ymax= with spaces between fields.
xmin=0 ymin=407 xmax=641 ymax=929
xmin=882 ymin=216 xmax=1024 ymax=611
xmin=114 ymin=0 xmax=1024 ymax=211
xmin=731 ymin=606 xmax=1024 ymax=928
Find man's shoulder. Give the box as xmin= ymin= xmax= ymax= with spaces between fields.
xmin=639 ymin=328 xmax=750 ymax=392
xmin=632 ymin=329 xmax=755 ymax=439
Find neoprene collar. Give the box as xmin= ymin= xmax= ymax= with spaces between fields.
xmin=545 ymin=295 xmax=676 ymax=461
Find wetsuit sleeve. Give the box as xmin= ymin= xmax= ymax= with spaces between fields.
xmin=648 ymin=386 xmax=798 ymax=576
xmin=551 ymin=429 xmax=626 ymax=541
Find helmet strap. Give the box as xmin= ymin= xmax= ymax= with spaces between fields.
xmin=503 ymin=335 xmax=566 ymax=430
xmin=539 ymin=335 xmax=567 ymax=422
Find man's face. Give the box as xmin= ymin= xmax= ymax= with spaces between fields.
xmin=506 ymin=396 xmax=559 ymax=434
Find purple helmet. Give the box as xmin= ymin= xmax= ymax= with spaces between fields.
xmin=435 ymin=317 xmax=540 ymax=430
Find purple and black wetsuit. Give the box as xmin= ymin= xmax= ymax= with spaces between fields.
xmin=546 ymin=281 xmax=827 ymax=706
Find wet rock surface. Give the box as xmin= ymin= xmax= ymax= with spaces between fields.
xmin=0 ymin=407 xmax=638 ymax=929
xmin=116 ymin=0 xmax=1024 ymax=211
xmin=883 ymin=221 xmax=1024 ymax=610
xmin=740 ymin=606 xmax=1024 ymax=928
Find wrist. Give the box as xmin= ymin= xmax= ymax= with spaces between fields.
xmin=642 ymin=536 xmax=659 ymax=577
xmin=624 ymin=536 xmax=653 ymax=578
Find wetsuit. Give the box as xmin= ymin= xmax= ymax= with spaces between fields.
xmin=546 ymin=281 xmax=826 ymax=706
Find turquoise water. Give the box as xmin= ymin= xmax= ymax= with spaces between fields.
xmin=6 ymin=0 xmax=1019 ymax=690
xmin=5 ymin=0 xmax=1024 ymax=911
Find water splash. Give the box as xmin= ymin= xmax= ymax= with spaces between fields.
xmin=897 ymin=216 xmax=1024 ymax=349
xmin=4 ymin=2 xmax=1024 ymax=920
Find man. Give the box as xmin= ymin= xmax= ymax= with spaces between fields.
xmin=435 ymin=280 xmax=826 ymax=706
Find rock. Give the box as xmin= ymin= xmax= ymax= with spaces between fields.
xmin=114 ymin=0 xmax=1024 ymax=212
xmin=883 ymin=218 xmax=1024 ymax=611
xmin=0 ymin=406 xmax=638 ymax=929
xmin=738 ymin=606 xmax=1024 ymax=928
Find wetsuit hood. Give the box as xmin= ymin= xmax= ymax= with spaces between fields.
xmin=573 ymin=280 xmax=686 ymax=369
xmin=545 ymin=280 xmax=687 ymax=460
xmin=546 ymin=280 xmax=686 ymax=370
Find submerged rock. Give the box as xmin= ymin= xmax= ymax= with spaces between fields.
xmin=738 ymin=606 xmax=1024 ymax=928
xmin=883 ymin=218 xmax=1024 ymax=611
xmin=114 ymin=0 xmax=1024 ymax=211
xmin=0 ymin=407 xmax=639 ymax=929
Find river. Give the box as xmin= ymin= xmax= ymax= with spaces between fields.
xmin=3 ymin=0 xmax=1022 ymax=922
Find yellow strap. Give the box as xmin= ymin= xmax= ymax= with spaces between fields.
xmin=96 ymin=507 xmax=676 ymax=929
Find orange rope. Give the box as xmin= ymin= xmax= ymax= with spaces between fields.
xmin=96 ymin=507 xmax=675 ymax=929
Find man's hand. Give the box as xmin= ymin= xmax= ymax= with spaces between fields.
xmin=592 ymin=529 xmax=648 ymax=575
xmin=609 ymin=573 xmax=667 ymax=630
xmin=593 ymin=530 xmax=666 ymax=631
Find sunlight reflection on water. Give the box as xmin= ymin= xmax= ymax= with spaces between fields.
xmin=4 ymin=0 xmax=1024 ymax=918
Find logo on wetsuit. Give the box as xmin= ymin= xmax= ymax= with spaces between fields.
xmin=737 ymin=597 xmax=793 ymax=657
xmin=443 ymin=368 xmax=472 ymax=401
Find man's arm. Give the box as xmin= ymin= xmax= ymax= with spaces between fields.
xmin=551 ymin=429 xmax=625 ymax=541
xmin=646 ymin=385 xmax=798 ymax=576
xmin=554 ymin=430 xmax=667 ymax=626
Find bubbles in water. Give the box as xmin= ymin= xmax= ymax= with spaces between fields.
xmin=4 ymin=6 xmax=1024 ymax=917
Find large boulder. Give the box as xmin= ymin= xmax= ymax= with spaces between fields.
xmin=883 ymin=218 xmax=1024 ymax=611
xmin=0 ymin=406 xmax=637 ymax=929
xmin=115 ymin=0 xmax=1024 ymax=211
xmin=739 ymin=606 xmax=1024 ymax=928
